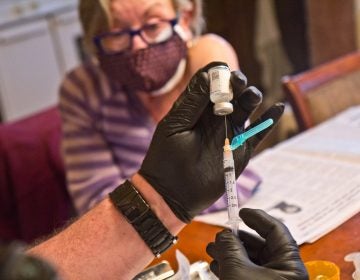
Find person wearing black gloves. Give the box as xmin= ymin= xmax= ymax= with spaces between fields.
xmin=139 ymin=61 xmax=282 ymax=223
xmin=19 ymin=61 xmax=289 ymax=279
xmin=207 ymin=208 xmax=309 ymax=280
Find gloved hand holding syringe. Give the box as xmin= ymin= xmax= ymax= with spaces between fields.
xmin=209 ymin=64 xmax=273 ymax=235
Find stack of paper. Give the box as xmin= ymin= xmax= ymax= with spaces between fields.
xmin=195 ymin=106 xmax=360 ymax=245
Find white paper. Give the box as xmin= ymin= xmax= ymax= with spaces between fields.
xmin=173 ymin=250 xmax=191 ymax=280
xmin=278 ymin=105 xmax=360 ymax=163
xmin=195 ymin=106 xmax=360 ymax=245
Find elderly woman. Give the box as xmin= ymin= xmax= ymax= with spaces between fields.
xmin=60 ymin=0 xmax=260 ymax=214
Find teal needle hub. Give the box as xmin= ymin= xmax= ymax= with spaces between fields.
xmin=230 ymin=118 xmax=274 ymax=150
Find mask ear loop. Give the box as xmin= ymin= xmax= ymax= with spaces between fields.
xmin=150 ymin=59 xmax=187 ymax=96
xmin=173 ymin=24 xmax=187 ymax=39
xmin=174 ymin=24 xmax=197 ymax=49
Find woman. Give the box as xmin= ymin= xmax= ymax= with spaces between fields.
xmin=59 ymin=0 xmax=260 ymax=214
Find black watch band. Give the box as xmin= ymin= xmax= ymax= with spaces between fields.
xmin=109 ymin=180 xmax=178 ymax=257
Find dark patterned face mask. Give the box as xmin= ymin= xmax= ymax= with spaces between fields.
xmin=97 ymin=33 xmax=187 ymax=93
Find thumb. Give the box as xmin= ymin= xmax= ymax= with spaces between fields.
xmin=207 ymin=230 xmax=255 ymax=279
xmin=207 ymin=230 xmax=252 ymax=265
xmin=162 ymin=62 xmax=229 ymax=135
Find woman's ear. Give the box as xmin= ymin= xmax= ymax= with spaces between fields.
xmin=176 ymin=0 xmax=195 ymax=28
xmin=177 ymin=9 xmax=194 ymax=40
xmin=179 ymin=9 xmax=193 ymax=26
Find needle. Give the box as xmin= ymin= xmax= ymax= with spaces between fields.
xmin=225 ymin=115 xmax=228 ymax=139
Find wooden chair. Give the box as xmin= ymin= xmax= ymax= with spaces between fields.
xmin=282 ymin=51 xmax=360 ymax=131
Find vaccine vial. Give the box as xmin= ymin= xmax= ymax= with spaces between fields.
xmin=208 ymin=65 xmax=233 ymax=115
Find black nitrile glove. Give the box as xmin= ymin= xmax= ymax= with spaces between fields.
xmin=139 ymin=61 xmax=284 ymax=223
xmin=206 ymin=208 xmax=309 ymax=280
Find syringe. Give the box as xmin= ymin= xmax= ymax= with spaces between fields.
xmin=223 ymin=138 xmax=241 ymax=235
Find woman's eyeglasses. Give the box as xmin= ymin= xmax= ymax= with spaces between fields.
xmin=94 ymin=17 xmax=178 ymax=55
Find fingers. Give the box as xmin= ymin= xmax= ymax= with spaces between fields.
xmin=239 ymin=208 xmax=297 ymax=248
xmin=239 ymin=209 xmax=307 ymax=278
xmin=237 ymin=230 xmax=265 ymax=262
xmin=229 ymin=86 xmax=263 ymax=135
xmin=206 ymin=230 xmax=244 ymax=258
xmin=163 ymin=60 xmax=282 ymax=151
xmin=235 ymin=86 xmax=263 ymax=113
xmin=162 ymin=66 xmax=211 ymax=135
xmin=206 ymin=229 xmax=250 ymax=266
xmin=246 ymin=103 xmax=285 ymax=150
xmin=209 ymin=260 xmax=219 ymax=277
xmin=230 ymin=70 xmax=248 ymax=99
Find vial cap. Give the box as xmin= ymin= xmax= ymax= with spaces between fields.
xmin=213 ymin=102 xmax=233 ymax=116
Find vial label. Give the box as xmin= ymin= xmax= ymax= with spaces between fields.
xmin=211 ymin=71 xmax=220 ymax=82
xmin=209 ymin=66 xmax=232 ymax=103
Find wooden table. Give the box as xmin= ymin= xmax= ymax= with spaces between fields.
xmin=151 ymin=212 xmax=360 ymax=279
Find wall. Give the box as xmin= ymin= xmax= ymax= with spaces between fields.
xmin=306 ymin=0 xmax=357 ymax=66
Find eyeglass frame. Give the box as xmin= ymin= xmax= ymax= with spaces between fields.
xmin=93 ymin=17 xmax=179 ymax=55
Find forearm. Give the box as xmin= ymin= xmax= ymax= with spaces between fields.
xmin=27 ymin=174 xmax=186 ymax=280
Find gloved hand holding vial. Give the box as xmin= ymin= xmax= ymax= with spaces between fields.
xmin=208 ymin=63 xmax=274 ymax=235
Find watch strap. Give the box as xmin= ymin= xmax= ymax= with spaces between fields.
xmin=109 ymin=180 xmax=178 ymax=257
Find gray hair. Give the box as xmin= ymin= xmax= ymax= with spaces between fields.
xmin=78 ymin=0 xmax=205 ymax=55
xmin=172 ymin=0 xmax=205 ymax=36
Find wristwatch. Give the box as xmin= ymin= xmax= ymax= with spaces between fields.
xmin=109 ymin=180 xmax=178 ymax=257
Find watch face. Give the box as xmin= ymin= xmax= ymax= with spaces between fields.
xmin=110 ymin=180 xmax=151 ymax=223
xmin=118 ymin=188 xmax=150 ymax=223
xmin=125 ymin=195 xmax=150 ymax=223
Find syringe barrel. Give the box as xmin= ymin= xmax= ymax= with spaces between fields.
xmin=223 ymin=149 xmax=240 ymax=222
xmin=228 ymin=220 xmax=240 ymax=235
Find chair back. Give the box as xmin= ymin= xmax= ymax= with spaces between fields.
xmin=282 ymin=51 xmax=360 ymax=131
